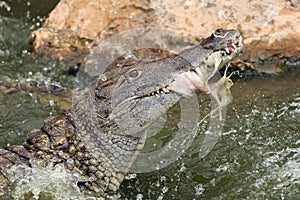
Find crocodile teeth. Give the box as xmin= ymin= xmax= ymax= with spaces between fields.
xmin=225 ymin=45 xmax=236 ymax=55
xmin=144 ymin=86 xmax=170 ymax=98
xmin=225 ymin=47 xmax=230 ymax=54
xmin=162 ymin=87 xmax=169 ymax=93
xmin=232 ymin=43 xmax=237 ymax=49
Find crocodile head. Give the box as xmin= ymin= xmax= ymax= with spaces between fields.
xmin=95 ymin=29 xmax=243 ymax=137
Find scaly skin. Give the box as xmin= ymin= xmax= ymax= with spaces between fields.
xmin=0 ymin=29 xmax=243 ymax=198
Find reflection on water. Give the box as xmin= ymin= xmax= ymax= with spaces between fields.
xmin=1 ymin=0 xmax=300 ymax=199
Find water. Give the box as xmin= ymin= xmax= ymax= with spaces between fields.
xmin=1 ymin=1 xmax=300 ymax=199
xmin=120 ymin=71 xmax=300 ymax=199
xmin=0 ymin=0 xmax=71 ymax=147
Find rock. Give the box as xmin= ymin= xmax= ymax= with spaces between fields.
xmin=31 ymin=0 xmax=300 ymax=73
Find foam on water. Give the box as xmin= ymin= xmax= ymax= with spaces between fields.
xmin=9 ymin=163 xmax=87 ymax=200
xmin=253 ymin=146 xmax=300 ymax=198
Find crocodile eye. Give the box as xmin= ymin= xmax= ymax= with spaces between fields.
xmin=125 ymin=69 xmax=142 ymax=82
xmin=213 ymin=29 xmax=228 ymax=39
xmin=214 ymin=29 xmax=223 ymax=36
xmin=128 ymin=69 xmax=139 ymax=78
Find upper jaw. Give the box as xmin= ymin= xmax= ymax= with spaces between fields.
xmin=133 ymin=32 xmax=243 ymax=99
xmin=138 ymin=34 xmax=244 ymax=99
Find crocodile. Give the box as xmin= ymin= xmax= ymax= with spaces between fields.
xmin=0 ymin=29 xmax=243 ymax=198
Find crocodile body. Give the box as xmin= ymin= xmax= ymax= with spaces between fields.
xmin=0 ymin=29 xmax=243 ymax=198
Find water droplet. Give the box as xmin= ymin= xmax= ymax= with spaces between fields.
xmin=49 ymin=100 xmax=54 ymax=107
xmin=99 ymin=73 xmax=107 ymax=81
xmin=162 ymin=186 xmax=168 ymax=193
xmin=194 ymin=183 xmax=205 ymax=196
xmin=136 ymin=193 xmax=143 ymax=200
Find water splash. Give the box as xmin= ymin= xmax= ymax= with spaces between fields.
xmin=0 ymin=1 xmax=11 ymax=12
xmin=9 ymin=163 xmax=85 ymax=200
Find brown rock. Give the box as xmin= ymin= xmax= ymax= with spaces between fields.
xmin=31 ymin=0 xmax=300 ymax=72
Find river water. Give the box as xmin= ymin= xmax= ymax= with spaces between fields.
xmin=0 ymin=1 xmax=299 ymax=199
